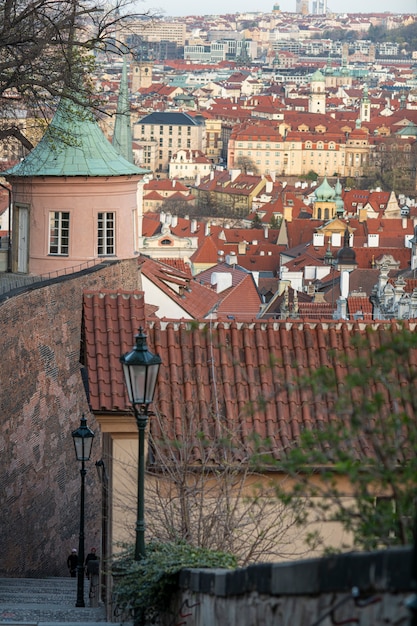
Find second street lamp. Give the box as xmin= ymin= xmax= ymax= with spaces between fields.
xmin=72 ymin=415 xmax=95 ymax=608
xmin=120 ymin=327 xmax=162 ymax=561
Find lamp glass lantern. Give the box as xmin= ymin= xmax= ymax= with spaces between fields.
xmin=72 ymin=416 xmax=95 ymax=462
xmin=120 ymin=327 xmax=162 ymax=408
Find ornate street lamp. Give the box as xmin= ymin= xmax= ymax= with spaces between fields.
xmin=120 ymin=327 xmax=161 ymax=560
xmin=72 ymin=415 xmax=95 ymax=607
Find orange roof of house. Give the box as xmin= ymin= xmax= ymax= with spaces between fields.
xmin=215 ymin=274 xmax=262 ymax=321
xmin=83 ymin=296 xmax=417 ymax=461
xmin=138 ymin=256 xmax=220 ymax=319
xmin=152 ymin=257 xmax=192 ymax=275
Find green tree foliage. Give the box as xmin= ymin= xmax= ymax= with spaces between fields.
xmin=368 ymin=21 xmax=417 ymax=51
xmin=112 ymin=541 xmax=237 ymax=622
xmin=269 ymin=214 xmax=282 ymax=229
xmin=362 ymin=140 xmax=417 ymax=196
xmin=251 ymin=212 xmax=263 ymax=229
xmin=323 ymin=22 xmax=417 ymax=52
xmin=274 ymin=325 xmax=417 ymax=552
xmin=303 ymin=170 xmax=318 ymax=181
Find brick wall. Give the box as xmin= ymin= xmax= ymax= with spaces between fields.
xmin=161 ymin=548 xmax=414 ymax=626
xmin=0 ymin=259 xmax=138 ymax=576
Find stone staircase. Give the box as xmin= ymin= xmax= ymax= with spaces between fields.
xmin=0 ymin=577 xmax=108 ymax=625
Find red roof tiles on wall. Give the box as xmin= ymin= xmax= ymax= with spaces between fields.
xmin=148 ymin=319 xmax=417 ymax=462
xmin=83 ymin=290 xmax=147 ymax=412
xmin=83 ymin=291 xmax=417 ymax=463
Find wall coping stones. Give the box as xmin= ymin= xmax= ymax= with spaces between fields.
xmin=179 ymin=547 xmax=414 ymax=598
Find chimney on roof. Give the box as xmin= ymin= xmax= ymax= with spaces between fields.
xmin=335 ymin=297 xmax=348 ymax=320
xmin=230 ymin=169 xmax=241 ymax=182
xmin=282 ymin=204 xmax=292 ymax=222
xmin=171 ymin=215 xmax=178 ymax=228
xmin=226 ymin=252 xmax=237 ymax=266
xmin=358 ymin=208 xmax=367 ymax=223
xmin=270 ymin=171 xmax=276 ymax=182
xmin=210 ymin=170 xmax=214 ymax=180
xmin=340 ymin=270 xmax=349 ymax=299
xmin=264 ymin=225 xmax=269 ymax=239
xmin=172 ymin=179 xmax=176 ymax=187
xmin=160 ymin=211 xmax=166 ymax=224
xmin=265 ymin=180 xmax=273 ymax=193
xmin=211 ymin=272 xmax=233 ymax=293
xmin=205 ymin=221 xmax=211 ymax=236
xmin=191 ymin=218 xmax=197 ymax=233
xmin=195 ymin=173 xmax=201 ymax=186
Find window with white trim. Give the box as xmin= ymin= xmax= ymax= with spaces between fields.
xmin=98 ymin=212 xmax=115 ymax=255
xmin=49 ymin=211 xmax=69 ymax=255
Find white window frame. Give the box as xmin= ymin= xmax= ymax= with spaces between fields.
xmin=49 ymin=211 xmax=69 ymax=255
xmin=98 ymin=212 xmax=115 ymax=255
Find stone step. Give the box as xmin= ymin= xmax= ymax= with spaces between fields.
xmin=0 ymin=578 xmax=108 ymax=624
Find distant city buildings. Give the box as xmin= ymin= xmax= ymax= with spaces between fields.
xmin=133 ymin=112 xmax=206 ymax=174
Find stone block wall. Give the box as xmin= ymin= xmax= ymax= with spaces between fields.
xmin=0 ymin=259 xmax=138 ymax=577
xmin=162 ymin=548 xmax=414 ymax=626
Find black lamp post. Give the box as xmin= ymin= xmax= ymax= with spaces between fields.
xmin=72 ymin=415 xmax=95 ymax=608
xmin=120 ymin=327 xmax=161 ymax=560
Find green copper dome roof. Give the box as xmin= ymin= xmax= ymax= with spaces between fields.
xmin=310 ymin=69 xmax=325 ymax=83
xmin=4 ymin=97 xmax=149 ymax=178
xmin=315 ymin=177 xmax=335 ymax=202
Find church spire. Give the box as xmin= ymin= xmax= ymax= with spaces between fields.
xmin=112 ymin=55 xmax=134 ymax=164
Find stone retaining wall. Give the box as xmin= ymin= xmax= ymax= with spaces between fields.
xmin=161 ymin=548 xmax=414 ymax=625
xmin=0 ymin=259 xmax=138 ymax=576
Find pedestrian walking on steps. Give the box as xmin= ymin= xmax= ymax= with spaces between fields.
xmin=85 ymin=547 xmax=98 ymax=580
xmin=67 ymin=548 xmax=78 ymax=578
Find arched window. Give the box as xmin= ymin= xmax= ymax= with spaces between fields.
xmin=160 ymin=239 xmax=172 ymax=245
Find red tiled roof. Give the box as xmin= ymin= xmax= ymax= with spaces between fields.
xmin=83 ymin=290 xmax=147 ymax=412
xmin=215 ymin=274 xmax=262 ymax=321
xmin=159 ymin=258 xmax=192 ymax=275
xmin=297 ymin=302 xmax=335 ymax=319
xmin=144 ymin=190 xmax=165 ymax=201
xmin=354 ymin=248 xmax=411 ymax=270
xmin=138 ymin=256 xmax=220 ymax=319
xmin=347 ymin=296 xmax=373 ymax=320
xmin=190 ymin=234 xmax=221 ymax=265
xmin=144 ymin=179 xmax=189 ymax=193
xmin=83 ymin=299 xmax=417 ymax=462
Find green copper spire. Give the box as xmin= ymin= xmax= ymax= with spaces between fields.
xmin=4 ymin=96 xmax=148 ymax=177
xmin=112 ymin=55 xmax=134 ymax=164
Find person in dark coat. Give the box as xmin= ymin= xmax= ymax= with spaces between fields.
xmin=67 ymin=548 xmax=78 ymax=577
xmin=85 ymin=547 xmax=98 ymax=579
